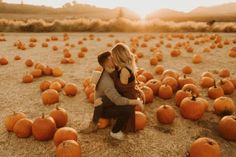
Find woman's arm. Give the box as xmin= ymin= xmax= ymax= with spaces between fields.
xmin=120 ymin=68 xmax=131 ymax=85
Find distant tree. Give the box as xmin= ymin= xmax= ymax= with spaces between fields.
xmin=63 ymin=2 xmax=72 ymax=8
xmin=117 ymin=8 xmax=124 ymax=19
xmin=72 ymin=0 xmax=77 ymax=6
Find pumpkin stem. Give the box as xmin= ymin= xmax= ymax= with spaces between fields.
xmin=213 ymin=80 xmax=217 ymax=88
xmin=42 ymin=113 xmax=45 ymax=118
xmin=191 ymin=95 xmax=197 ymax=101
xmin=208 ymin=141 xmax=214 ymax=146
xmin=220 ymin=79 xmax=224 ymax=85
xmin=56 ymin=105 xmax=60 ymax=110
xmin=184 ymin=75 xmax=186 ymax=79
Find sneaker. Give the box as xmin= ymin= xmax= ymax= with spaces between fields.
xmin=110 ymin=131 xmax=124 ymax=140
xmin=80 ymin=121 xmax=98 ymax=134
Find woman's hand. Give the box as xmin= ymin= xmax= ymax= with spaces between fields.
xmin=128 ymin=99 xmax=143 ymax=106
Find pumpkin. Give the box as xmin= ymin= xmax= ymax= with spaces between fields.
xmin=140 ymin=86 xmax=154 ymax=104
xmin=142 ymin=72 xmax=154 ymax=81
xmin=97 ymin=118 xmax=110 ymax=129
xmin=22 ymin=74 xmax=34 ymax=83
xmin=35 ymin=63 xmax=46 ymax=71
xmin=85 ymin=84 xmax=95 ymax=98
xmin=135 ymin=111 xmax=147 ymax=130
xmin=136 ymin=52 xmax=144 ymax=58
xmin=83 ymin=78 xmax=91 ymax=88
xmin=14 ymin=55 xmax=21 ymax=60
xmin=201 ymin=72 xmax=214 ymax=78
xmin=53 ymin=78 xmax=66 ymax=88
xmin=182 ymin=84 xmax=199 ymax=96
xmin=88 ymin=92 xmax=94 ymax=104
xmin=40 ymin=80 xmax=51 ymax=92
xmin=182 ymin=66 xmax=192 ymax=74
xmin=78 ymin=52 xmax=85 ymax=58
xmin=145 ymin=79 xmax=161 ymax=96
xmin=218 ymin=115 xmax=236 ymax=140
xmin=200 ymin=77 xmax=214 ymax=88
xmin=31 ymin=69 xmax=42 ymax=78
xmin=52 ymin=67 xmax=63 ymax=77
xmin=25 ymin=59 xmax=34 ymax=67
xmin=208 ymin=81 xmax=224 ymax=99
xmin=192 ymin=54 xmax=202 ymax=64
xmin=50 ymin=106 xmax=68 ymax=128
xmin=159 ymin=84 xmax=173 ymax=99
xmin=63 ymin=83 xmax=78 ymax=96
xmin=41 ymin=89 xmax=59 ymax=105
xmin=180 ymin=96 xmax=205 ymax=120
xmin=155 ymin=65 xmax=165 ymax=75
xmin=198 ymin=97 xmax=209 ymax=111
xmin=219 ymin=69 xmax=230 ymax=78
xmin=13 ymin=118 xmax=33 ymax=138
xmin=170 ymin=49 xmax=181 ymax=57
xmin=32 ymin=113 xmax=56 ymax=141
xmin=156 ymin=105 xmax=176 ymax=124
xmin=229 ymin=47 xmax=236 ymax=57
xmin=42 ymin=42 xmax=48 ymax=48
xmin=161 ymin=69 xmax=179 ymax=81
xmin=213 ymin=96 xmax=235 ymax=116
xmin=178 ymin=75 xmax=195 ymax=89
xmin=0 ymin=57 xmax=8 ymax=65
xmin=162 ymin=76 xmax=178 ymax=92
xmin=175 ymin=89 xmax=192 ymax=107
xmin=64 ymin=50 xmax=71 ymax=58
xmin=229 ymin=78 xmax=236 ymax=89
xmin=155 ymin=52 xmax=163 ymax=61
xmin=190 ymin=137 xmax=221 ymax=157
xmin=53 ymin=127 xmax=78 ymax=146
xmin=149 ymin=57 xmax=158 ymax=65
xmin=52 ymin=45 xmax=58 ymax=51
xmin=56 ymin=140 xmax=81 ymax=157
xmin=137 ymin=75 xmax=147 ymax=83
xmin=50 ymin=81 xmax=62 ymax=92
xmin=4 ymin=112 xmax=26 ymax=132
xmin=43 ymin=66 xmax=52 ymax=76
xmin=81 ymin=47 xmax=88 ymax=52
xmin=218 ymin=79 xmax=234 ymax=95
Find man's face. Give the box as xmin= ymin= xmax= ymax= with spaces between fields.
xmin=104 ymin=56 xmax=115 ymax=69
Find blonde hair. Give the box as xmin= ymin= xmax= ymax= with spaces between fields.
xmin=111 ymin=43 xmax=136 ymax=73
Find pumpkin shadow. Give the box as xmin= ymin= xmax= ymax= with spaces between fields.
xmin=154 ymin=125 xmax=174 ymax=134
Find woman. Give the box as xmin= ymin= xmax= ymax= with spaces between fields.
xmin=110 ymin=43 xmax=144 ymax=132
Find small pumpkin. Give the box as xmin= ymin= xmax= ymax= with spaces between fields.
xmin=43 ymin=66 xmax=52 ymax=76
xmin=192 ymin=54 xmax=202 ymax=64
xmin=13 ymin=118 xmax=33 ymax=138
xmin=63 ymin=83 xmax=78 ymax=96
xmin=14 ymin=55 xmax=21 ymax=60
xmin=52 ymin=67 xmax=63 ymax=77
xmin=229 ymin=78 xmax=236 ymax=89
xmin=88 ymin=92 xmax=94 ymax=104
xmin=22 ymin=74 xmax=34 ymax=83
xmin=159 ymin=84 xmax=173 ymax=99
xmin=53 ymin=127 xmax=78 ymax=146
xmin=200 ymin=77 xmax=214 ymax=88
xmin=175 ymin=89 xmax=192 ymax=107
xmin=137 ymin=75 xmax=147 ymax=83
xmin=155 ymin=65 xmax=165 ymax=75
xmin=97 ymin=118 xmax=110 ymax=129
xmin=135 ymin=111 xmax=147 ymax=130
xmin=52 ymin=78 xmax=66 ymax=88
xmin=208 ymin=81 xmax=224 ymax=99
xmin=32 ymin=113 xmax=56 ymax=141
xmin=218 ymin=79 xmax=234 ymax=95
xmin=56 ymin=140 xmax=81 ymax=157
xmin=180 ymin=96 xmax=205 ymax=120
xmin=190 ymin=137 xmax=221 ymax=157
xmin=162 ymin=76 xmax=178 ymax=92
xmin=41 ymin=89 xmax=59 ymax=105
xmin=161 ymin=69 xmax=179 ymax=81
xmin=140 ymin=86 xmax=154 ymax=104
xmin=4 ymin=112 xmax=26 ymax=132
xmin=145 ymin=79 xmax=161 ymax=96
xmin=182 ymin=84 xmax=200 ymax=96
xmin=219 ymin=68 xmax=230 ymax=78
xmin=40 ymin=80 xmax=51 ymax=92
xmin=218 ymin=115 xmax=236 ymax=140
xmin=178 ymin=75 xmax=195 ymax=89
xmin=50 ymin=106 xmax=68 ymax=128
xmin=213 ymin=96 xmax=235 ymax=116
xmin=25 ymin=59 xmax=34 ymax=67
xmin=50 ymin=81 xmax=62 ymax=92
xmin=0 ymin=57 xmax=8 ymax=65
xmin=142 ymin=72 xmax=154 ymax=81
xmin=31 ymin=69 xmax=42 ymax=78
xmin=149 ymin=57 xmax=158 ymax=65
xmin=156 ymin=105 xmax=176 ymax=124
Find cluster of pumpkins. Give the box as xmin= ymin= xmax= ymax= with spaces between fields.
xmin=4 ymin=106 xmax=81 ymax=157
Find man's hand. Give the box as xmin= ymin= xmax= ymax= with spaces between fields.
xmin=128 ymin=99 xmax=143 ymax=106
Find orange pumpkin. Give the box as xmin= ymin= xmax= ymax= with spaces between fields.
xmin=146 ymin=79 xmax=161 ymax=96
xmin=63 ymin=83 xmax=78 ymax=96
xmin=50 ymin=106 xmax=68 ymax=128
xmin=78 ymin=52 xmax=85 ymax=58
xmin=149 ymin=57 xmax=158 ymax=65
xmin=175 ymin=89 xmax=192 ymax=107
xmin=229 ymin=78 xmax=236 ymax=89
xmin=43 ymin=66 xmax=52 ymax=76
xmin=52 ymin=78 xmax=66 ymax=88
xmin=213 ymin=96 xmax=235 ymax=116
xmin=190 ymin=137 xmax=221 ymax=157
xmin=208 ymin=81 xmax=224 ymax=99
xmin=140 ymin=86 xmax=154 ymax=104
xmin=156 ymin=105 xmax=176 ymax=124
xmin=97 ymin=118 xmax=110 ymax=129
xmin=4 ymin=112 xmax=26 ymax=132
xmin=137 ymin=75 xmax=147 ymax=83
xmin=218 ymin=79 xmax=234 ymax=95
xmin=159 ymin=84 xmax=173 ymax=99
xmin=0 ymin=57 xmax=8 ymax=65
xmin=201 ymin=72 xmax=214 ymax=78
xmin=32 ymin=113 xmax=56 ymax=141
xmin=155 ymin=65 xmax=165 ymax=75
xmin=22 ymin=74 xmax=34 ymax=83
xmin=41 ymin=89 xmax=59 ymax=105
xmin=180 ymin=96 xmax=205 ymax=120
xmin=218 ymin=115 xmax=236 ymax=140
xmin=135 ymin=111 xmax=147 ymax=130
xmin=56 ymin=140 xmax=81 ymax=157
xmin=14 ymin=55 xmax=21 ymax=60
xmin=182 ymin=66 xmax=192 ymax=74
xmin=182 ymin=84 xmax=199 ymax=96
xmin=13 ymin=118 xmax=33 ymax=138
xmin=40 ymin=80 xmax=51 ymax=92
xmin=219 ymin=69 xmax=230 ymax=78
xmin=192 ymin=54 xmax=202 ymax=64
xmin=50 ymin=81 xmax=62 ymax=92
xmin=162 ymin=76 xmax=178 ymax=92
xmin=200 ymin=77 xmax=214 ymax=88
xmin=170 ymin=49 xmax=181 ymax=57
xmin=52 ymin=67 xmax=63 ymax=77
xmin=142 ymin=72 xmax=154 ymax=81
xmin=31 ymin=69 xmax=42 ymax=78
xmin=88 ymin=92 xmax=94 ymax=104
xmin=178 ymin=75 xmax=195 ymax=89
xmin=25 ymin=59 xmax=34 ymax=67
xmin=161 ymin=69 xmax=179 ymax=81
xmin=53 ymin=127 xmax=78 ymax=146
xmin=85 ymin=84 xmax=95 ymax=98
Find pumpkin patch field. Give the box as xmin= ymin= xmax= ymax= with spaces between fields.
xmin=0 ymin=32 xmax=236 ymax=157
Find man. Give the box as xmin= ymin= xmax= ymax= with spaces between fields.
xmin=80 ymin=51 xmax=142 ymax=140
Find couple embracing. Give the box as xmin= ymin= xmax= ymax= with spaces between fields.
xmin=81 ymin=43 xmax=144 ymax=140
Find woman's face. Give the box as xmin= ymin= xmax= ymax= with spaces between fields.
xmin=104 ymin=56 xmax=115 ymax=69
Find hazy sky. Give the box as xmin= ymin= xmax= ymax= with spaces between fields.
xmin=3 ymin=0 xmax=236 ymax=17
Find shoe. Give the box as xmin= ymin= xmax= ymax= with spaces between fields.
xmin=80 ymin=121 xmax=98 ymax=134
xmin=110 ymin=131 xmax=124 ymax=140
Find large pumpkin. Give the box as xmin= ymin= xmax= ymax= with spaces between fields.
xmin=13 ymin=118 xmax=33 ymax=138
xmin=4 ymin=112 xmax=26 ymax=132
xmin=190 ymin=137 xmax=221 ymax=157
xmin=32 ymin=113 xmax=56 ymax=141
xmin=140 ymin=86 xmax=154 ymax=104
xmin=63 ymin=83 xmax=78 ymax=96
xmin=156 ymin=105 xmax=176 ymax=124
xmin=41 ymin=89 xmax=59 ymax=105
xmin=180 ymin=96 xmax=205 ymax=120
xmin=53 ymin=127 xmax=78 ymax=146
xmin=56 ymin=140 xmax=81 ymax=157
xmin=213 ymin=96 xmax=235 ymax=116
xmin=218 ymin=115 xmax=236 ymax=140
xmin=145 ymin=79 xmax=161 ymax=96
xmin=50 ymin=106 xmax=68 ymax=128
xmin=135 ymin=111 xmax=147 ymax=130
